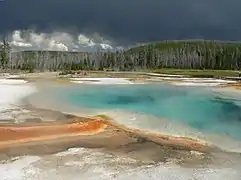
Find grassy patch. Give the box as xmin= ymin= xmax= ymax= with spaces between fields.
xmin=146 ymin=68 xmax=239 ymax=77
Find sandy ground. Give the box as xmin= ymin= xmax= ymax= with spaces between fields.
xmin=2 ymin=71 xmax=239 ymax=86
xmin=220 ymin=83 xmax=241 ymax=89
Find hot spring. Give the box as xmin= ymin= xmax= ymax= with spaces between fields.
xmin=40 ymin=83 xmax=241 ymax=142
xmin=8 ymin=81 xmax=241 ymax=180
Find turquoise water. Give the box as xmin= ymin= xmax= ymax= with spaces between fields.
xmin=55 ymin=84 xmax=241 ymax=140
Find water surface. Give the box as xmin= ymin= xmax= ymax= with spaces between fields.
xmin=20 ymin=82 xmax=241 ymax=179
xmin=50 ymin=83 xmax=241 ymax=140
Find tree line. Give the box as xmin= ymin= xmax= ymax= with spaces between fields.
xmin=1 ymin=40 xmax=241 ymax=72
xmin=0 ymin=40 xmax=11 ymax=70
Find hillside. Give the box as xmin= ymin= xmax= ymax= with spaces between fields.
xmin=125 ymin=40 xmax=241 ymax=71
xmin=127 ymin=40 xmax=241 ymax=53
xmin=1 ymin=40 xmax=241 ymax=76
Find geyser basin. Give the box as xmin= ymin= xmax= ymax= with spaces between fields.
xmin=53 ymin=84 xmax=241 ymax=140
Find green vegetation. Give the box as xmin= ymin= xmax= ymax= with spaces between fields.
xmin=1 ymin=40 xmax=241 ymax=77
xmin=147 ymin=68 xmax=238 ymax=77
xmin=0 ymin=40 xmax=11 ymax=69
xmin=128 ymin=40 xmax=241 ymax=70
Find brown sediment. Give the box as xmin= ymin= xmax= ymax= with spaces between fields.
xmin=0 ymin=119 xmax=107 ymax=148
xmin=0 ymin=111 xmax=224 ymax=166
xmin=0 ymin=114 xmax=212 ymax=153
xmin=220 ymin=83 xmax=241 ymax=90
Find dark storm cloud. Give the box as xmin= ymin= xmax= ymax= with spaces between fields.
xmin=0 ymin=0 xmax=241 ymax=44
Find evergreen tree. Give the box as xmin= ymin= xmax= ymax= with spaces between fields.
xmin=0 ymin=39 xmax=10 ymax=69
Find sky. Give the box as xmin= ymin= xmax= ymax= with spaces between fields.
xmin=0 ymin=0 xmax=240 ymax=51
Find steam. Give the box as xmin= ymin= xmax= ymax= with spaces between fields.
xmin=5 ymin=30 xmax=115 ymax=52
